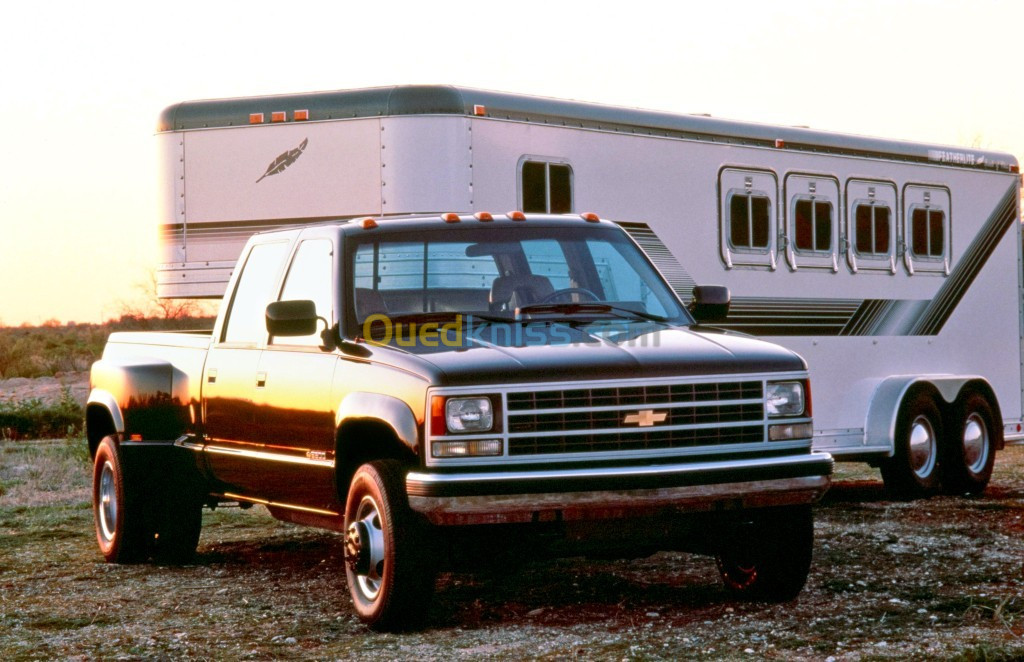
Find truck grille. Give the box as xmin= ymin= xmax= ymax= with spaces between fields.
xmin=505 ymin=380 xmax=765 ymax=457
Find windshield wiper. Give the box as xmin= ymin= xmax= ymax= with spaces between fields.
xmin=514 ymin=302 xmax=668 ymax=323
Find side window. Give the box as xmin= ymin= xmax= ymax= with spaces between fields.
xmin=784 ymin=174 xmax=839 ymax=272
xmin=222 ymin=241 xmax=290 ymax=344
xmin=274 ymin=239 xmax=333 ymax=346
xmin=845 ymin=179 xmax=898 ymax=274
xmin=719 ymin=168 xmax=778 ymax=270
xmin=903 ymin=185 xmax=951 ymax=276
xmin=520 ymin=159 xmax=573 ymax=213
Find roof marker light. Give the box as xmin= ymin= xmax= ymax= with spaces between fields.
xmin=249 ymin=113 xmax=264 ymax=124
xmin=442 ymin=213 xmax=461 ymax=223
xmin=580 ymin=212 xmax=600 ymax=223
xmin=507 ymin=211 xmax=526 ymax=221
xmin=294 ymin=109 xmax=309 ymax=121
xmin=775 ymin=138 xmax=786 ymax=148
xmin=473 ymin=105 xmax=487 ymax=116
xmin=359 ymin=217 xmax=378 ymax=229
xmin=474 ymin=211 xmax=494 ymax=222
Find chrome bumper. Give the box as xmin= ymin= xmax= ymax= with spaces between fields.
xmin=407 ymin=452 xmax=833 ymax=525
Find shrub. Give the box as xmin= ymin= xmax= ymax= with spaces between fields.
xmin=0 ymin=388 xmax=84 ymax=440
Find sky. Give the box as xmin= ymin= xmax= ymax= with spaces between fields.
xmin=1 ymin=0 xmax=1021 ymax=326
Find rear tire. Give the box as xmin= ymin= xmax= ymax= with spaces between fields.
xmin=715 ymin=505 xmax=813 ymax=602
xmin=343 ymin=460 xmax=436 ymax=631
xmin=880 ymin=391 xmax=943 ymax=498
xmin=941 ymin=391 xmax=997 ymax=495
xmin=92 ymin=436 xmax=151 ymax=563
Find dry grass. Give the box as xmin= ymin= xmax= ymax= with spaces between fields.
xmin=1 ymin=439 xmax=1023 ymax=660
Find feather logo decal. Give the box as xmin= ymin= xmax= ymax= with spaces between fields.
xmin=256 ymin=138 xmax=308 ymax=183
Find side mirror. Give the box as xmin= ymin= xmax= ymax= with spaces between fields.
xmin=266 ymin=299 xmax=319 ymax=337
xmin=689 ymin=285 xmax=730 ymax=324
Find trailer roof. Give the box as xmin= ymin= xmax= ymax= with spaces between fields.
xmin=159 ymin=85 xmax=1019 ymax=172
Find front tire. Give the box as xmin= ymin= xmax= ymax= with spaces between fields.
xmin=715 ymin=505 xmax=813 ymax=602
xmin=343 ymin=460 xmax=435 ymax=631
xmin=942 ymin=391 xmax=997 ymax=495
xmin=880 ymin=391 xmax=943 ymax=498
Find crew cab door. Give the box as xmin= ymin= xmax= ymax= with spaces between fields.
xmin=253 ymin=238 xmax=340 ymax=510
xmin=203 ymin=239 xmax=290 ymax=497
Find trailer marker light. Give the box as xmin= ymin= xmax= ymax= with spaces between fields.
xmin=442 ymin=213 xmax=461 ymax=223
xmin=249 ymin=113 xmax=264 ymax=124
xmin=580 ymin=212 xmax=600 ymax=223
xmin=1010 ymin=164 xmax=1019 ymax=173
xmin=474 ymin=211 xmax=494 ymax=222
xmin=358 ymin=217 xmax=378 ymax=229
xmin=271 ymin=111 xmax=286 ymax=123
xmin=294 ymin=109 xmax=309 ymax=121
xmin=775 ymin=139 xmax=786 ymax=148
xmin=473 ymin=104 xmax=486 ymax=116
xmin=507 ymin=211 xmax=526 ymax=221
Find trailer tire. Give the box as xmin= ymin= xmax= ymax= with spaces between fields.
xmin=92 ymin=436 xmax=153 ymax=563
xmin=941 ymin=391 xmax=997 ymax=495
xmin=880 ymin=391 xmax=943 ymax=498
xmin=343 ymin=460 xmax=436 ymax=631
xmin=715 ymin=505 xmax=813 ymax=602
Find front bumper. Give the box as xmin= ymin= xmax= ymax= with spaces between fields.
xmin=407 ymin=452 xmax=833 ymax=525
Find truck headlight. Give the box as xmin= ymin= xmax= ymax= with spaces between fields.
xmin=766 ymin=381 xmax=805 ymax=417
xmin=444 ymin=397 xmax=494 ymax=433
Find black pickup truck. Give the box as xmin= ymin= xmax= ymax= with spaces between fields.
xmin=86 ymin=212 xmax=832 ymax=630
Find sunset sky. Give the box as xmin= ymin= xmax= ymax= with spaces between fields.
xmin=1 ymin=0 xmax=1021 ymax=326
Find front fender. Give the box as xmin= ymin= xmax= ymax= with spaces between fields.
xmin=335 ymin=392 xmax=420 ymax=455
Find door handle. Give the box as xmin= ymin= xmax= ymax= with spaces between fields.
xmin=207 ymin=369 xmax=217 ymax=384
xmin=256 ymin=372 xmax=267 ymax=388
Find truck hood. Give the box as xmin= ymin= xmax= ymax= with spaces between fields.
xmin=360 ymin=321 xmax=805 ymax=387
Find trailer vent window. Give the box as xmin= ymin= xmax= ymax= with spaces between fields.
xmin=729 ymin=194 xmax=771 ymax=250
xmin=911 ymin=208 xmax=945 ymax=258
xmin=793 ymin=199 xmax=833 ymax=252
xmin=520 ymin=161 xmax=573 ymax=214
xmin=854 ymin=204 xmax=891 ymax=256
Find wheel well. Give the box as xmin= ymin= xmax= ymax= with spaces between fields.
xmin=86 ymin=404 xmax=117 ymax=458
xmin=335 ymin=420 xmax=417 ymax=503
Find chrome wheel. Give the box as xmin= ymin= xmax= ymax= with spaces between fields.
xmin=347 ymin=495 xmax=387 ymax=601
xmin=98 ymin=461 xmax=118 ymax=543
xmin=962 ymin=413 xmax=990 ymax=475
xmin=909 ymin=415 xmax=937 ymax=480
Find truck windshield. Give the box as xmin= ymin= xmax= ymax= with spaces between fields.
xmin=346 ymin=225 xmax=690 ymax=333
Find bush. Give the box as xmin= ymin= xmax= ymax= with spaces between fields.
xmin=0 ymin=388 xmax=84 ymax=440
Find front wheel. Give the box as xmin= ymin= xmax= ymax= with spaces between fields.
xmin=880 ymin=391 xmax=943 ymax=498
xmin=343 ymin=460 xmax=435 ymax=631
xmin=715 ymin=505 xmax=814 ymax=602
xmin=942 ymin=391 xmax=997 ymax=495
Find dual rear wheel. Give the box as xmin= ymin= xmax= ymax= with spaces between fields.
xmin=880 ymin=389 xmax=997 ymax=498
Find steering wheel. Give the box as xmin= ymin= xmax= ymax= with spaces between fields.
xmin=539 ymin=287 xmax=601 ymax=304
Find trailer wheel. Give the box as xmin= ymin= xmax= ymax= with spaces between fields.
xmin=880 ymin=391 xmax=943 ymax=498
xmin=343 ymin=460 xmax=435 ymax=631
xmin=92 ymin=435 xmax=152 ymax=563
xmin=941 ymin=391 xmax=997 ymax=495
xmin=715 ymin=505 xmax=813 ymax=602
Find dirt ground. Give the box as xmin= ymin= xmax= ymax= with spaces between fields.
xmin=0 ymin=372 xmax=90 ymax=408
xmin=1 ymin=439 xmax=1023 ymax=661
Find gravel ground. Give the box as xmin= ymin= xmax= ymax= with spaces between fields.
xmin=1 ymin=439 xmax=1023 ymax=660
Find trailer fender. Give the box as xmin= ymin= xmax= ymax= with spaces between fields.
xmin=335 ymin=392 xmax=419 ymax=456
xmin=864 ymin=375 xmax=990 ymax=456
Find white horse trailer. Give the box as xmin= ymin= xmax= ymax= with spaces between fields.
xmin=157 ymin=85 xmax=1022 ymax=496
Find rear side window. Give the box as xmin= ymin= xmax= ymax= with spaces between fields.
xmin=729 ymin=193 xmax=771 ymax=249
xmin=793 ymin=199 xmax=832 ymax=252
xmin=853 ymin=204 xmax=892 ymax=255
xmin=222 ymin=242 xmax=290 ymax=344
xmin=911 ymin=208 xmax=945 ymax=257
xmin=520 ymin=160 xmax=573 ymax=214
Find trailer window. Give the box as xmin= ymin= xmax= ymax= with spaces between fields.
xmin=793 ymin=199 xmax=832 ymax=253
xmin=729 ymin=193 xmax=771 ymax=250
xmin=520 ymin=160 xmax=573 ymax=214
xmin=911 ymin=208 xmax=945 ymax=258
xmin=854 ymin=204 xmax=891 ymax=255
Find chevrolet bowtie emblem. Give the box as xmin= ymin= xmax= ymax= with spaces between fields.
xmin=623 ymin=409 xmax=668 ymax=427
